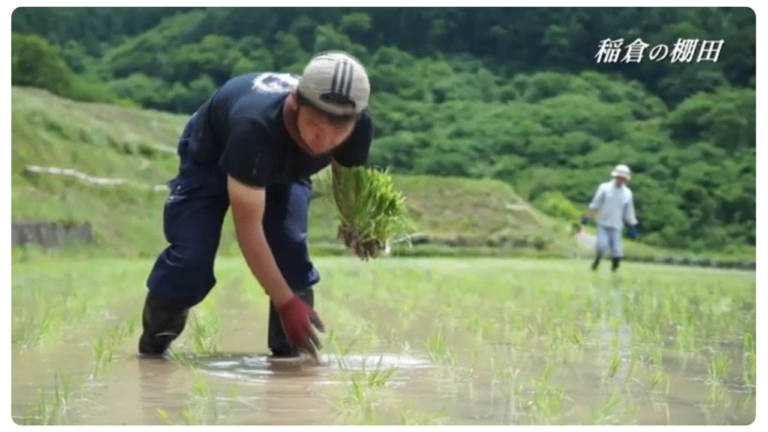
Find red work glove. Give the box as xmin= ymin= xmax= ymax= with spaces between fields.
xmin=276 ymin=295 xmax=325 ymax=357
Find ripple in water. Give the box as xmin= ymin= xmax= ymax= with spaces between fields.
xmin=194 ymin=352 xmax=434 ymax=385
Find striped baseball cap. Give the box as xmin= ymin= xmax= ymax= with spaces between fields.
xmin=297 ymin=51 xmax=370 ymax=118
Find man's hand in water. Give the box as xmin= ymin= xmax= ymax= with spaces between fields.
xmin=276 ymin=295 xmax=325 ymax=357
xmin=228 ymin=176 xmax=325 ymax=357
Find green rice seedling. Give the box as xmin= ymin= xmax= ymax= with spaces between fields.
xmin=705 ymin=383 xmax=731 ymax=408
xmin=607 ymin=350 xmax=622 ymax=380
xmin=50 ymin=371 xmax=73 ymax=423
xmin=705 ymin=352 xmax=733 ymax=407
xmin=650 ymin=349 xmax=663 ymax=369
xmin=327 ymin=166 xmax=413 ymax=260
xmin=555 ymin=341 xmax=584 ymax=364
xmin=324 ymin=329 xmax=339 ymax=351
xmin=489 ymin=357 xmax=504 ymax=383
xmin=525 ymin=321 xmax=540 ymax=338
xmin=351 ymin=320 xmax=380 ymax=352
xmin=425 ymin=330 xmax=457 ymax=366
xmin=582 ymin=309 xmax=596 ymax=331
xmin=13 ymin=260 xmax=152 ymax=352
xmin=161 ymin=373 xmax=231 ymax=425
xmin=530 ymin=387 xmax=566 ymax=424
xmin=539 ymin=359 xmax=556 ymax=387
xmin=569 ymin=326 xmax=585 ymax=348
xmin=20 ymin=371 xmax=73 ymax=425
xmin=707 ymin=352 xmax=732 ymax=382
xmin=90 ymin=318 xmax=138 ymax=378
xmin=491 ymin=363 xmax=525 ymax=417
xmin=156 ymin=408 xmax=174 ymax=425
xmin=742 ymin=333 xmax=756 ymax=391
xmin=649 ymin=370 xmax=670 ymax=395
xmin=333 ymin=372 xmax=380 ymax=425
xmin=338 ymin=355 xmax=398 ymax=389
xmin=182 ymin=378 xmax=217 ymax=424
xmin=467 ymin=350 xmax=478 ymax=379
xmin=675 ymin=321 xmax=697 ymax=356
xmin=587 ymin=386 xmax=637 ymax=425
xmin=13 ymin=302 xmax=62 ymax=348
xmin=396 ymin=303 xmax=417 ymax=327
xmin=12 ymin=255 xmax=756 ymax=425
xmin=633 ymin=321 xmax=662 ymax=348
xmin=660 ymin=297 xmax=675 ymax=324
xmin=318 ymin=292 xmax=380 ymax=352
xmin=544 ymin=333 xmax=559 ymax=356
xmin=29 ymin=389 xmax=59 ymax=425
xmin=648 ymin=349 xmax=670 ymax=395
xmin=508 ymin=361 xmax=564 ymax=424
xmin=365 ymin=361 xmax=398 ymax=389
xmin=328 ymin=329 xmax=365 ymax=363
xmin=90 ymin=336 xmax=112 ymax=379
xmin=624 ymin=350 xmax=641 ymax=387
xmin=524 ymin=361 xmax=566 ymax=424
xmin=608 ymin=316 xmax=623 ymax=333
xmin=490 ymin=357 xmax=521 ymax=389
xmin=188 ymin=299 xmax=220 ymax=354
xmin=167 ymin=349 xmax=195 ymax=368
xmin=52 ymin=370 xmax=72 ymax=409
xmin=507 ymin=368 xmax=524 ymax=399
xmin=333 ymin=355 xmax=401 ymax=424
xmin=400 ymin=340 xmax=412 ymax=355
xmin=507 ymin=325 xmax=531 ymax=349
xmin=465 ymin=316 xmax=487 ymax=340
xmin=610 ymin=331 xmax=624 ymax=355
xmin=384 ymin=326 xmax=399 ymax=345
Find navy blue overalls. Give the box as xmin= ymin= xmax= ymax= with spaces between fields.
xmin=145 ymin=114 xmax=320 ymax=355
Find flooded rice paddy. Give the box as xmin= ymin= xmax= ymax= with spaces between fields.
xmin=12 ymin=257 xmax=755 ymax=425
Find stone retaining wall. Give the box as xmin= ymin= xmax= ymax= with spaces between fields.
xmin=11 ymin=221 xmax=93 ymax=248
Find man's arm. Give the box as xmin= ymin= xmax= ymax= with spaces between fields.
xmin=227 ymin=177 xmax=294 ymax=307
xmin=229 ymin=178 xmax=323 ymax=354
xmin=220 ymin=117 xmax=323 ymax=355
xmin=218 ymin=118 xmax=294 ymax=306
xmin=624 ymin=193 xmax=638 ymax=226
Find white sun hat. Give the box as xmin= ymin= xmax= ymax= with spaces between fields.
xmin=611 ymin=164 xmax=631 ymax=180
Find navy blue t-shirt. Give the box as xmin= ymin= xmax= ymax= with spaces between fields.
xmin=187 ymin=72 xmax=373 ymax=188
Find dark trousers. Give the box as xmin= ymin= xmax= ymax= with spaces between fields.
xmin=146 ymin=117 xmax=320 ymax=355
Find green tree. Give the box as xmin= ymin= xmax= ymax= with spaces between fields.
xmin=12 ymin=33 xmax=74 ymax=94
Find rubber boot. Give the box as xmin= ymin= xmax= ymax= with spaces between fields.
xmin=268 ymin=289 xmax=314 ymax=358
xmin=591 ymin=254 xmax=602 ymax=271
xmin=138 ymin=291 xmax=190 ymax=356
xmin=611 ymin=257 xmax=621 ymax=272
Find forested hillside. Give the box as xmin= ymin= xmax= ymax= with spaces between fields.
xmin=11 ymin=7 xmax=756 ymax=254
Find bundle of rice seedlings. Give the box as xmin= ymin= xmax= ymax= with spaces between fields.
xmin=329 ymin=165 xmax=413 ymax=260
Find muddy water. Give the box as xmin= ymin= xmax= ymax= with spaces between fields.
xmin=12 ymin=261 xmax=755 ymax=425
xmin=13 ymin=326 xmax=754 ymax=424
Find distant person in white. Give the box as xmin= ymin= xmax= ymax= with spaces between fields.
xmin=580 ymin=164 xmax=638 ymax=272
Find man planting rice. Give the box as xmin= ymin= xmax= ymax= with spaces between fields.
xmin=139 ymin=51 xmax=408 ymax=359
xmin=580 ymin=164 xmax=639 ymax=272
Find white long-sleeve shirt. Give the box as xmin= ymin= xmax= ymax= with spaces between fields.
xmin=589 ymin=181 xmax=638 ymax=229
